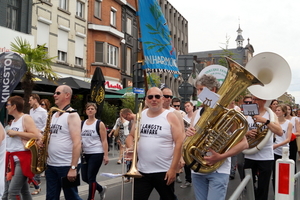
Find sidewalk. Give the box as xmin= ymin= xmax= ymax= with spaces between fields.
xmin=32 ymin=144 xmax=123 ymax=200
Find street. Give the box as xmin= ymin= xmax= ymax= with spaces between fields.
xmin=31 ymin=146 xmax=299 ymax=200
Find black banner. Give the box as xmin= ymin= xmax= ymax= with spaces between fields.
xmin=90 ymin=67 xmax=105 ymax=119
xmin=0 ymin=52 xmax=27 ymax=110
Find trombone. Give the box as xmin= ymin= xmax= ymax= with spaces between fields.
xmin=121 ymin=102 xmax=143 ymax=200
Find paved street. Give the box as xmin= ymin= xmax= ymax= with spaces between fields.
xmin=31 ymin=145 xmax=299 ymax=200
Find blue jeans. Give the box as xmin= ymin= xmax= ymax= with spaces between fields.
xmin=192 ymin=172 xmax=229 ymax=200
xmin=45 ymin=165 xmax=82 ymax=200
xmin=81 ymin=153 xmax=104 ymax=200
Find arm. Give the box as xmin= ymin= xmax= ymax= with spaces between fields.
xmin=254 ymin=114 xmax=283 ymax=136
xmin=67 ymin=112 xmax=82 ymax=178
xmin=108 ymin=119 xmax=118 ymax=137
xmin=165 ymin=112 xmax=184 ymax=185
xmin=274 ymin=122 xmax=292 ymax=149
xmin=204 ymin=136 xmax=249 ymax=166
xmin=294 ymin=118 xmax=300 ymax=137
xmin=99 ymin=121 xmax=109 ymax=165
xmin=0 ymin=123 xmax=4 ymax=145
xmin=8 ymin=115 xmax=41 ymax=140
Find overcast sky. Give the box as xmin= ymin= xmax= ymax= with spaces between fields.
xmin=168 ymin=0 xmax=300 ymax=104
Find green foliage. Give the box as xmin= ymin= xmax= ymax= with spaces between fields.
xmin=101 ymin=101 xmax=119 ymax=127
xmin=120 ymin=95 xmax=135 ymax=111
xmin=146 ymin=73 xmax=161 ymax=87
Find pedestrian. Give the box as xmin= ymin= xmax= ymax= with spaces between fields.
xmin=243 ymin=95 xmax=283 ymax=200
xmin=5 ymin=96 xmax=41 ymax=200
xmin=108 ymin=111 xmax=129 ymax=164
xmin=40 ymin=99 xmax=51 ymax=111
xmin=81 ymin=102 xmax=109 ymax=200
xmin=126 ymin=87 xmax=184 ymax=200
xmin=269 ymin=99 xmax=279 ymax=113
xmin=0 ymin=122 xmax=6 ymax=198
xmin=272 ymin=104 xmax=292 ymax=190
xmin=28 ymin=94 xmax=47 ymax=195
xmin=45 ymin=85 xmax=82 ymax=200
xmin=185 ymin=74 xmax=248 ymax=200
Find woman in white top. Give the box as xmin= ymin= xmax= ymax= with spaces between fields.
xmin=81 ymin=103 xmax=109 ymax=200
xmin=272 ymin=104 xmax=292 ymax=190
xmin=285 ymin=104 xmax=300 ymax=168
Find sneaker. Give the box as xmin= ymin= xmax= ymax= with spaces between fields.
xmin=117 ymin=160 xmax=121 ymax=164
xmin=100 ymin=186 xmax=107 ymax=200
xmin=176 ymin=176 xmax=182 ymax=183
xmin=180 ymin=181 xmax=191 ymax=188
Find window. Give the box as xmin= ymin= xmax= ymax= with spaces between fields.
xmin=126 ymin=17 xmax=132 ymax=35
xmin=75 ymin=57 xmax=83 ymax=66
xmin=94 ymin=0 xmax=102 ymax=18
xmin=76 ymin=1 xmax=84 ymax=18
xmin=126 ymin=47 xmax=132 ymax=75
xmin=107 ymin=44 xmax=117 ymax=66
xmin=59 ymin=0 xmax=68 ymax=10
xmin=6 ymin=0 xmax=20 ymax=30
xmin=95 ymin=42 xmax=104 ymax=63
xmin=37 ymin=22 xmax=50 ymax=47
xmin=58 ymin=51 xmax=67 ymax=62
xmin=110 ymin=8 xmax=117 ymax=26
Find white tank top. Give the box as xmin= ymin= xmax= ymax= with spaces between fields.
xmin=191 ymin=108 xmax=231 ymax=174
xmin=289 ymin=117 xmax=297 ymax=133
xmin=137 ymin=109 xmax=173 ymax=173
xmin=81 ymin=120 xmax=103 ymax=154
xmin=6 ymin=115 xmax=26 ymax=153
xmin=0 ymin=124 xmax=6 ymax=197
xmin=274 ymin=120 xmax=290 ymax=156
xmin=245 ymin=111 xmax=274 ymax=160
xmin=48 ymin=112 xmax=80 ymax=166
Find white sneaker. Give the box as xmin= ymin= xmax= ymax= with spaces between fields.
xmin=100 ymin=186 xmax=107 ymax=200
xmin=176 ymin=176 xmax=182 ymax=183
xmin=180 ymin=181 xmax=191 ymax=188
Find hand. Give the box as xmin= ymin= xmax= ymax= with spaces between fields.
xmin=67 ymin=169 xmax=77 ymax=182
xmin=7 ymin=130 xmax=17 ymax=137
xmin=103 ymin=155 xmax=109 ymax=165
xmin=185 ymin=127 xmax=196 ymax=137
xmin=253 ymin=115 xmax=267 ymax=124
xmin=246 ymin=129 xmax=257 ymax=139
xmin=203 ymin=148 xmax=223 ymax=166
xmin=164 ymin=168 xmax=176 ymax=185
xmin=125 ymin=147 xmax=134 ymax=161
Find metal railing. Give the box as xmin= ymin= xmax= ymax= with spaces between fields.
xmin=228 ymin=169 xmax=255 ymax=200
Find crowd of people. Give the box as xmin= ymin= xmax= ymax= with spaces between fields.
xmin=1 ymin=73 xmax=300 ymax=200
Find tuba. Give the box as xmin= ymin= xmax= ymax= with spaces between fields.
xmin=183 ymin=57 xmax=264 ymax=173
xmin=243 ymin=52 xmax=291 ymax=154
xmin=25 ymin=107 xmax=65 ymax=174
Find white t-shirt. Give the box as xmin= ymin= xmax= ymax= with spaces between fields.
xmin=137 ymin=109 xmax=173 ymax=173
xmin=48 ymin=112 xmax=81 ymax=166
xmin=30 ymin=106 xmax=47 ymax=132
xmin=191 ymin=108 xmax=231 ymax=175
xmin=274 ymin=120 xmax=290 ymax=156
xmin=245 ymin=111 xmax=274 ymax=160
xmin=81 ymin=120 xmax=103 ymax=154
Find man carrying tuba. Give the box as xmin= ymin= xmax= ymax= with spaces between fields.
xmin=243 ymin=96 xmax=282 ymax=200
xmin=185 ymin=74 xmax=249 ymax=200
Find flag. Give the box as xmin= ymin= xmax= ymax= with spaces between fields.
xmin=138 ymin=0 xmax=179 ymax=74
xmin=90 ymin=67 xmax=105 ymax=119
xmin=0 ymin=52 xmax=27 ymax=110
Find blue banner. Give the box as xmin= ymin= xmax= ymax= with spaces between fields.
xmin=138 ymin=0 xmax=179 ymax=74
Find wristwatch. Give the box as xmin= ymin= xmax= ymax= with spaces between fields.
xmin=264 ymin=120 xmax=270 ymax=126
xmin=71 ymin=165 xmax=77 ymax=170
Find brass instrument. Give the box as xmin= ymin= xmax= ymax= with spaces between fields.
xmin=124 ymin=102 xmax=143 ymax=178
xmin=183 ymin=117 xmax=191 ymax=130
xmin=25 ymin=107 xmax=65 ymax=174
xmin=183 ymin=57 xmax=263 ymax=173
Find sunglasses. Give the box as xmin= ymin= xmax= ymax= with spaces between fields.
xmin=243 ymin=101 xmax=252 ymax=104
xmin=54 ymin=92 xmax=61 ymax=95
xmin=163 ymin=95 xmax=173 ymax=99
xmin=41 ymin=103 xmax=45 ymax=106
xmin=147 ymin=95 xmax=162 ymax=100
xmin=173 ymin=105 xmax=180 ymax=107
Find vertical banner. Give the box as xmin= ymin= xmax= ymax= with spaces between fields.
xmin=90 ymin=67 xmax=105 ymax=119
xmin=138 ymin=0 xmax=179 ymax=74
xmin=0 ymin=52 xmax=27 ymax=110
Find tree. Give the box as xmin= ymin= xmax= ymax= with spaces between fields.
xmin=10 ymin=37 xmax=57 ymax=113
xmin=101 ymin=101 xmax=119 ymax=127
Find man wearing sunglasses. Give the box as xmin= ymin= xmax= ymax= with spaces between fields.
xmin=172 ymin=98 xmax=186 ymax=117
xmin=46 ymin=85 xmax=82 ymax=200
xmin=126 ymin=87 xmax=183 ymax=200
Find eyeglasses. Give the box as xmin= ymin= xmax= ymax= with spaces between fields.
xmin=163 ymin=95 xmax=173 ymax=99
xmin=54 ymin=91 xmax=61 ymax=95
xmin=173 ymin=105 xmax=180 ymax=107
xmin=147 ymin=95 xmax=162 ymax=100
xmin=243 ymin=101 xmax=252 ymax=104
xmin=6 ymin=104 xmax=11 ymax=106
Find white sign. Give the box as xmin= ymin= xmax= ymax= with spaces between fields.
xmin=197 ymin=87 xmax=220 ymax=108
xmin=198 ymin=64 xmax=228 ymax=85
